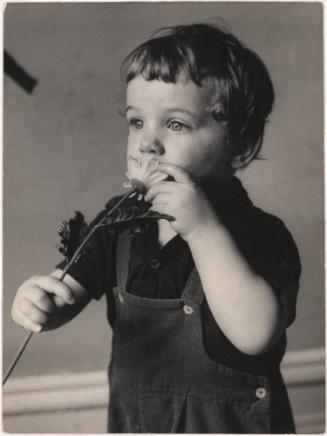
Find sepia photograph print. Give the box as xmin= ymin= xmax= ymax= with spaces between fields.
xmin=2 ymin=2 xmax=324 ymax=433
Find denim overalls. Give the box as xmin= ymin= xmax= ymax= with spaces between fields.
xmin=108 ymin=229 xmax=295 ymax=433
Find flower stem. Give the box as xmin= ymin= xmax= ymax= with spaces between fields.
xmin=2 ymin=188 xmax=136 ymax=387
xmin=2 ymin=331 xmax=34 ymax=386
xmin=58 ymin=188 xmax=136 ymax=281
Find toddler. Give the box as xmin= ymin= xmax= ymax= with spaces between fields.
xmin=12 ymin=23 xmax=301 ymax=433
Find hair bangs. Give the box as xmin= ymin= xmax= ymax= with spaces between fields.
xmin=121 ymin=38 xmax=199 ymax=84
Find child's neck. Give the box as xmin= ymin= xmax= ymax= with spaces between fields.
xmin=158 ymin=219 xmax=177 ymax=247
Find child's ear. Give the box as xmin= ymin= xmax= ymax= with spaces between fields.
xmin=230 ymin=139 xmax=261 ymax=170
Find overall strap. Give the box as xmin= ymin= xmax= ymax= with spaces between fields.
xmin=116 ymin=229 xmax=132 ymax=289
xmin=181 ymin=268 xmax=204 ymax=305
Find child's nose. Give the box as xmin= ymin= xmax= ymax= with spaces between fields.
xmin=139 ymin=134 xmax=164 ymax=156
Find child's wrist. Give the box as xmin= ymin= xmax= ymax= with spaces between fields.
xmin=183 ymin=216 xmax=223 ymax=244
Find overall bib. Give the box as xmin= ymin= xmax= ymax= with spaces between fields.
xmin=108 ymin=230 xmax=295 ymax=433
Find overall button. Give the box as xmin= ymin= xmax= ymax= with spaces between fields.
xmin=183 ymin=305 xmax=194 ymax=315
xmin=118 ymin=292 xmax=124 ymax=303
xmin=255 ymin=387 xmax=266 ymax=398
xmin=150 ymin=258 xmax=160 ymax=269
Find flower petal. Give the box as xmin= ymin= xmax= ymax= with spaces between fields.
xmin=124 ymin=155 xmax=166 ymax=192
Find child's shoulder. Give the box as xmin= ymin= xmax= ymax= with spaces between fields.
xmin=226 ymin=179 xmax=301 ymax=272
xmin=249 ymin=203 xmax=298 ymax=251
xmin=242 ymin=202 xmax=302 ymax=282
xmin=230 ymin=179 xmax=296 ymax=241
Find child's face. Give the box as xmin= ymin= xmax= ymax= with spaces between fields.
xmin=125 ymin=75 xmax=234 ymax=187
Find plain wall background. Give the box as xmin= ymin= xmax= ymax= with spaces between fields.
xmin=3 ymin=2 xmax=324 ymax=378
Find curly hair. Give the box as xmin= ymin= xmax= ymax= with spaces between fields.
xmin=121 ymin=23 xmax=274 ymax=160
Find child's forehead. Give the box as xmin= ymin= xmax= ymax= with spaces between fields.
xmin=126 ymin=74 xmax=214 ymax=110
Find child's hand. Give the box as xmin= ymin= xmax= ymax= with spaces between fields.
xmin=145 ymin=163 xmax=218 ymax=241
xmin=11 ymin=275 xmax=76 ymax=333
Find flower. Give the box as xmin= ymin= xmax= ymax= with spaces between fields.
xmin=58 ymin=211 xmax=89 ymax=262
xmin=123 ymin=155 xmax=167 ymax=194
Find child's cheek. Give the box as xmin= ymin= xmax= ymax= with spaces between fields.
xmin=127 ymin=133 xmax=137 ymax=155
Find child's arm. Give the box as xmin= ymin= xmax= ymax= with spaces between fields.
xmin=186 ymin=221 xmax=287 ymax=356
xmin=11 ymin=270 xmax=92 ymax=333
xmin=146 ymin=163 xmax=288 ymax=356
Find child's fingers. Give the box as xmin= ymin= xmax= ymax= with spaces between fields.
xmin=158 ymin=163 xmax=194 ymax=184
xmin=27 ymin=286 xmax=57 ymax=313
xmin=145 ymin=181 xmax=172 ymax=202
xmin=17 ymin=298 xmax=51 ymax=326
xmin=150 ymin=203 xmax=171 ymax=216
xmin=31 ymin=276 xmax=76 ymax=305
xmin=151 ymin=192 xmax=171 ymax=207
xmin=51 ymin=294 xmax=69 ymax=309
xmin=13 ymin=310 xmax=42 ymax=333
xmin=145 ymin=180 xmax=185 ymax=202
xmin=146 ymin=185 xmax=171 ymax=202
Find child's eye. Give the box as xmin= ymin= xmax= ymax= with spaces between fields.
xmin=167 ymin=120 xmax=189 ymax=132
xmin=128 ymin=118 xmax=144 ymax=130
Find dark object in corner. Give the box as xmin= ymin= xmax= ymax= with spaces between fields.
xmin=4 ymin=50 xmax=38 ymax=93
